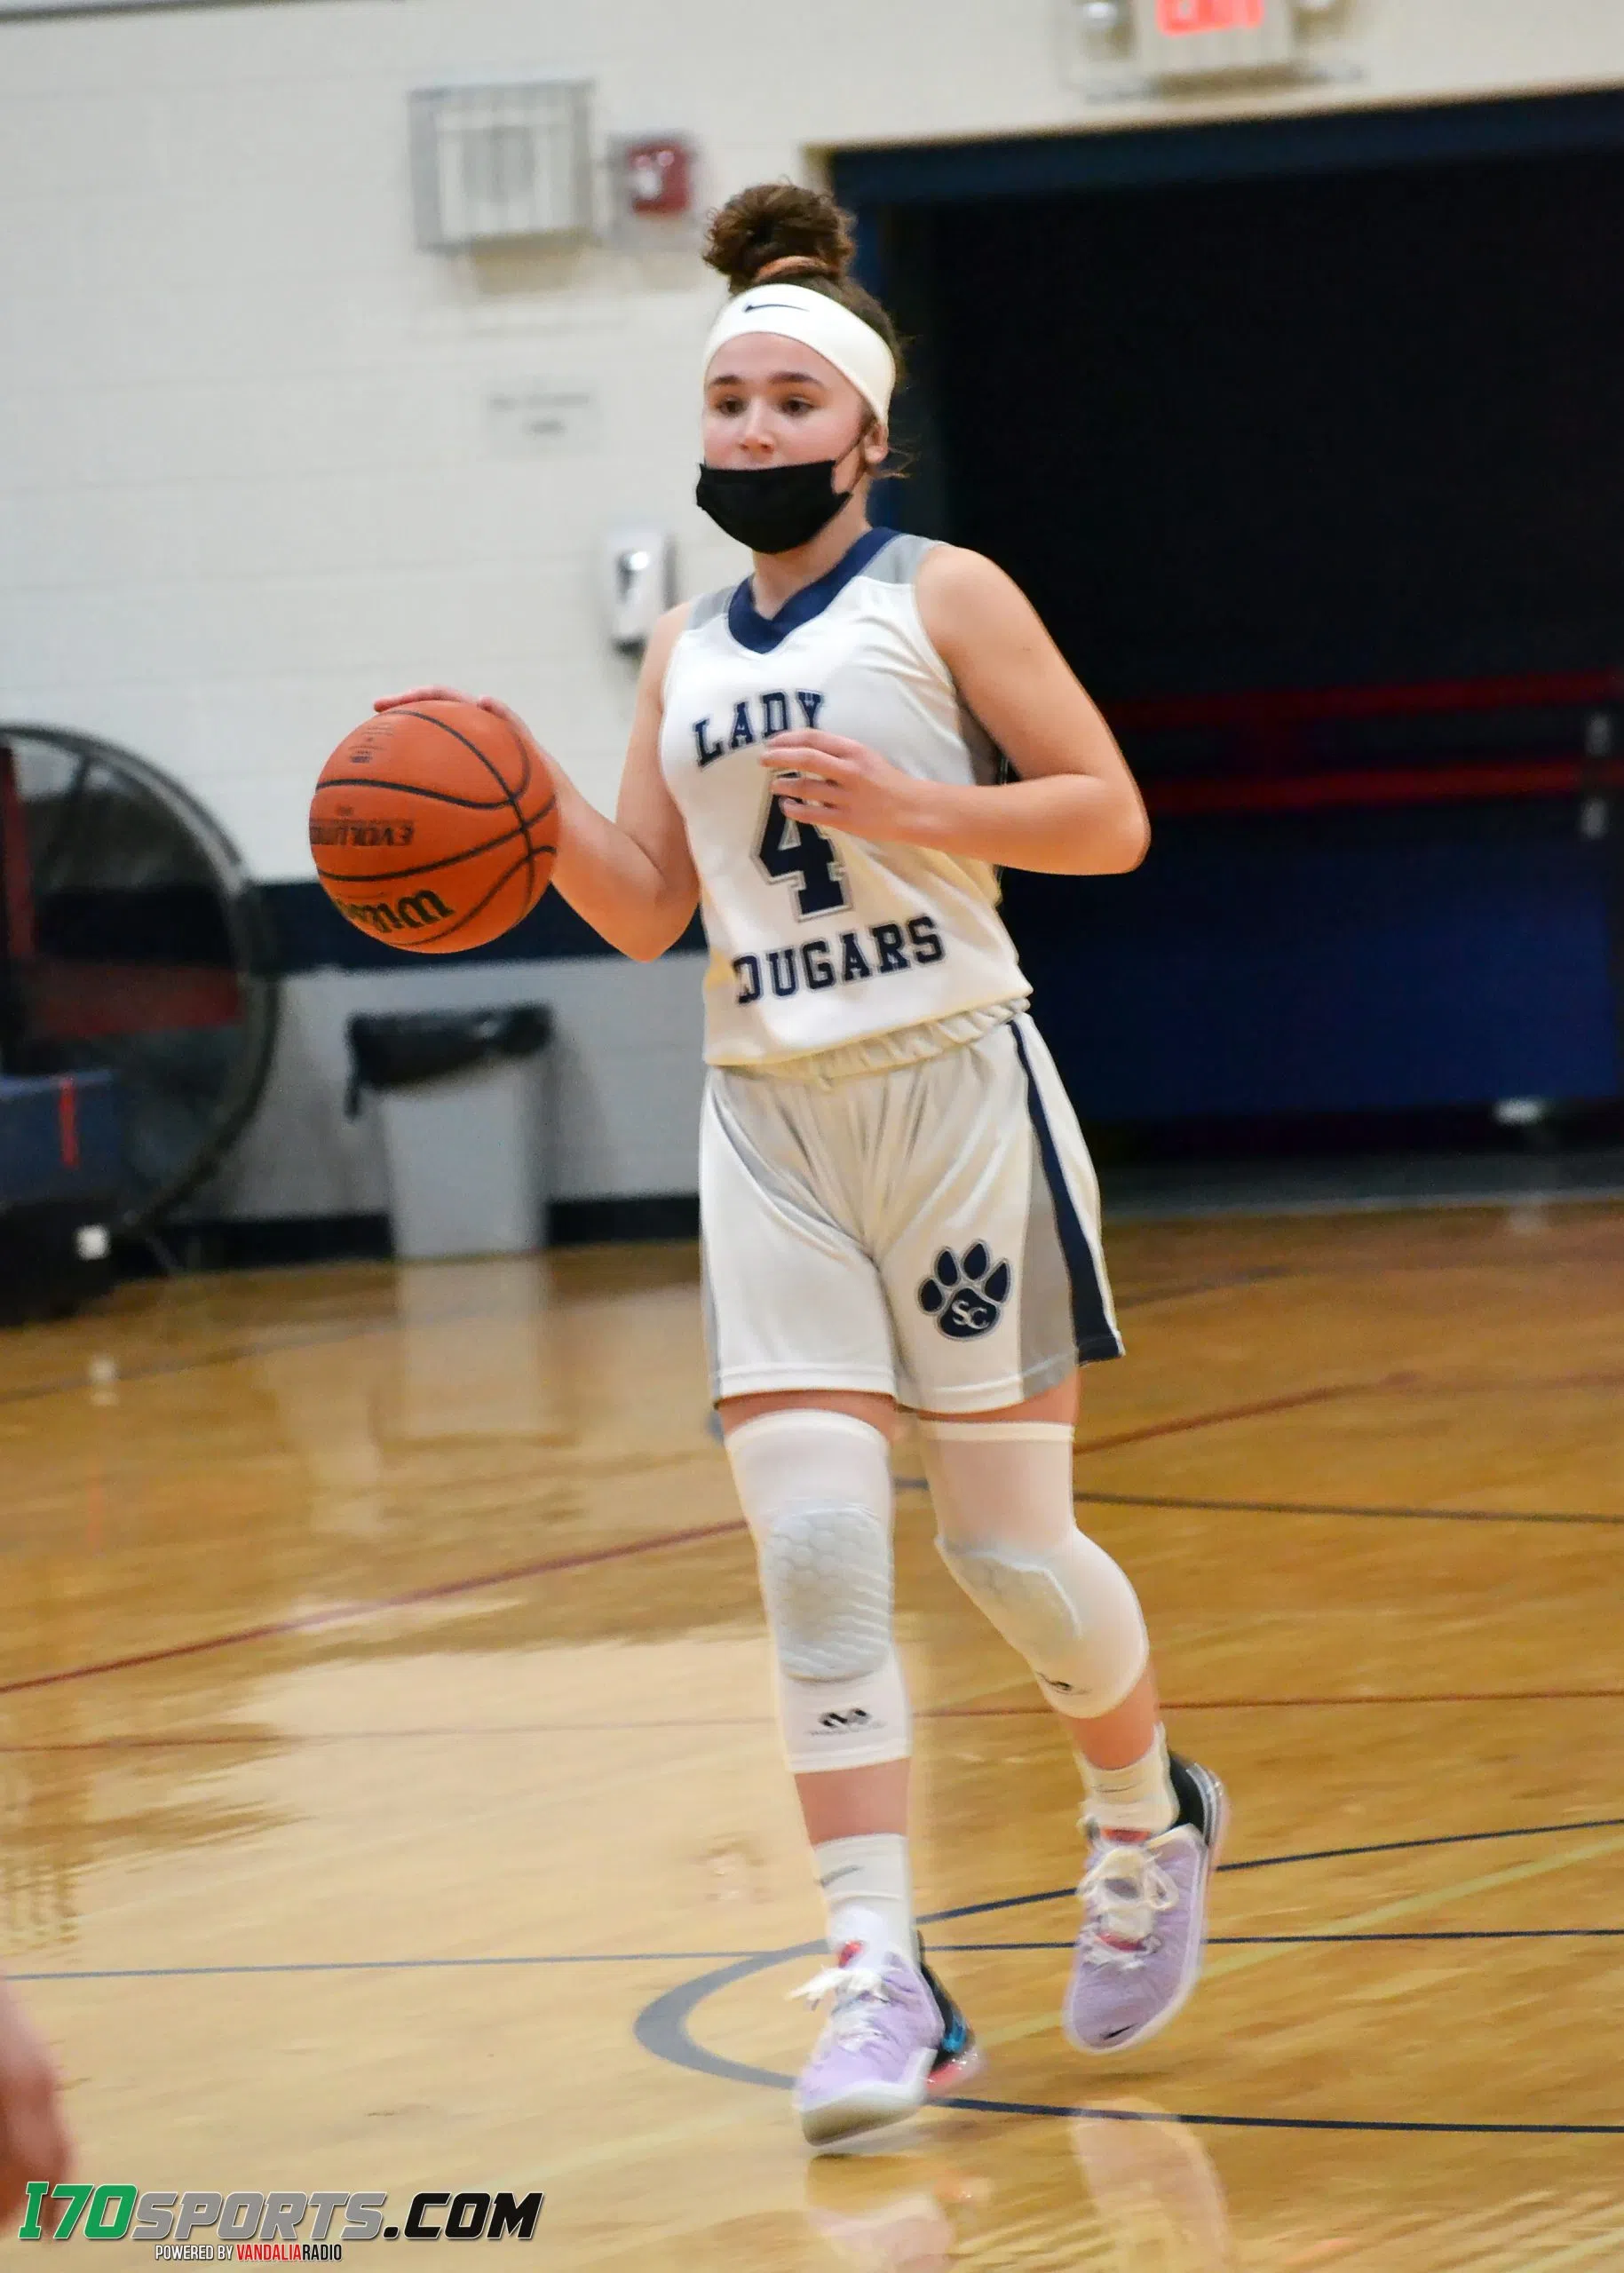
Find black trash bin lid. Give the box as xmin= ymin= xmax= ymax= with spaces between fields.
xmin=345 ymin=1006 xmax=551 ymax=1116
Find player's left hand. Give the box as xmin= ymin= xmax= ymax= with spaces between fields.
xmin=761 ymin=732 xmax=932 ymax=846
xmin=0 ymin=1976 xmax=72 ymax=2230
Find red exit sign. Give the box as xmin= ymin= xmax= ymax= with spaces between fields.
xmin=1158 ymin=0 xmax=1265 ymax=30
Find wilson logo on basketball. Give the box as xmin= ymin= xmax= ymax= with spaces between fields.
xmin=338 ymin=890 xmax=454 ymax=936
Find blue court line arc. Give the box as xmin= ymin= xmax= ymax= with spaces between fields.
xmin=631 ymin=1816 xmax=1624 ymax=2139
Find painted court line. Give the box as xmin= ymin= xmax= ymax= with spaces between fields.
xmin=898 ymin=1477 xmax=1624 ymax=1529
xmin=1206 ymin=1829 xmax=1624 ymax=1984
xmin=0 ymin=1313 xmax=424 ymax=1411
xmin=947 ymin=2099 xmax=1624 ymax=2137
xmin=1214 ymin=1815 xmax=1624 ymax=1875
xmin=935 ymin=1688 xmax=1624 ymax=1715
xmin=20 ymin=1926 xmax=1622 ymax=1985
xmin=11 ymin=1952 xmax=747 ymax=1984
xmin=21 ymin=1921 xmax=1620 ymax=1989
xmin=1072 ymin=1375 xmax=1402 ymax=1454
xmin=1076 ymin=1486 xmax=1624 ymax=1528
xmin=0 ymin=1519 xmax=746 ymax=1698
xmin=933 ymin=1929 xmax=1624 ymax=1948
xmin=4 ymin=1689 xmax=1619 ymax=1749
xmin=1112 ymin=1267 xmax=1288 ymax=1311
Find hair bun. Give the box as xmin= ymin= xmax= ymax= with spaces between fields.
xmin=703 ymin=183 xmax=856 ymax=293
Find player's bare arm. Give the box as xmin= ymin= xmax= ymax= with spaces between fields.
xmin=548 ymin=603 xmax=701 ymax=961
xmin=763 ymin=546 xmax=1149 ymax=875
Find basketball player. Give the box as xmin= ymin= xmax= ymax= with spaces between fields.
xmin=379 ymin=183 xmax=1224 ymax=2146
xmin=0 ymin=1972 xmax=71 ymax=2229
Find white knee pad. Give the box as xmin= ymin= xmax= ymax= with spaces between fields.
xmin=921 ymin=1419 xmax=1147 ymax=1719
xmin=725 ymin=1409 xmax=911 ymax=1771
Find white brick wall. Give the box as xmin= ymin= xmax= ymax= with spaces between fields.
xmin=4 ymin=0 xmax=1623 ymax=879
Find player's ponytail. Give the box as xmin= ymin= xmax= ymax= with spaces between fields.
xmin=702 ymin=183 xmax=905 ymax=384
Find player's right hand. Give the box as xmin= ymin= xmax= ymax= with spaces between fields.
xmin=373 ymin=684 xmax=478 ymax=712
xmin=373 ymin=685 xmax=531 ymax=727
xmin=372 ymin=688 xmax=546 ymax=751
xmin=0 ymin=1975 xmax=73 ymax=2230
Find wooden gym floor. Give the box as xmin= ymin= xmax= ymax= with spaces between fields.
xmin=3 ymin=1200 xmax=1622 ymax=2267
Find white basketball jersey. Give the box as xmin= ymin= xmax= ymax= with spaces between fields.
xmin=660 ymin=528 xmax=1031 ymax=1065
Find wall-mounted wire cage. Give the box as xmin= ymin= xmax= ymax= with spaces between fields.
xmin=410 ymin=81 xmax=595 ymax=251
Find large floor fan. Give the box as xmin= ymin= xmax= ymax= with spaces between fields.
xmin=0 ymin=726 xmax=279 ymax=1237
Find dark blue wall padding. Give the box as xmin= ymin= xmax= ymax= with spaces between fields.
xmin=1003 ymin=808 xmax=1620 ymax=1119
xmin=836 ymin=87 xmax=1624 ymax=1119
xmin=0 ymin=1072 xmax=121 ymax=1206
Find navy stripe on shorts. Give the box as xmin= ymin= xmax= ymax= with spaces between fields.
xmin=1011 ymin=1022 xmax=1123 ymax=1364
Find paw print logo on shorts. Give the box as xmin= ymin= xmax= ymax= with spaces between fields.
xmin=918 ymin=1243 xmax=1012 ymax=1340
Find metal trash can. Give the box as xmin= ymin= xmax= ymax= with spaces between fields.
xmin=346 ymin=1006 xmax=551 ymax=1260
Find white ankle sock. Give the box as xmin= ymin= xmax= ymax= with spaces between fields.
xmin=1081 ymin=1725 xmax=1177 ymax=1837
xmin=813 ymin=1833 xmax=916 ymax=1964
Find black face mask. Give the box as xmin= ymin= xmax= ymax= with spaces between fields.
xmin=694 ymin=456 xmax=854 ymax=555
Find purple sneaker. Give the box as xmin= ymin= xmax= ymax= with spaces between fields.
xmin=792 ymin=1941 xmax=982 ymax=2146
xmin=1065 ymin=1754 xmax=1227 ymax=2056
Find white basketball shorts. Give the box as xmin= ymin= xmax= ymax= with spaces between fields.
xmin=701 ymin=1010 xmax=1123 ymax=1413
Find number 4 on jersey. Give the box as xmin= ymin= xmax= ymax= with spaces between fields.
xmin=756 ymin=787 xmax=852 ymax=918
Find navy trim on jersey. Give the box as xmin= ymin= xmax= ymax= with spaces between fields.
xmin=1011 ymin=1023 xmax=1124 ymax=1364
xmin=726 ymin=525 xmax=900 ymax=655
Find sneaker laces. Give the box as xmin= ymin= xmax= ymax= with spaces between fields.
xmin=790 ymin=1954 xmax=892 ymax=2050
xmin=1077 ymin=1834 xmax=1179 ymax=1968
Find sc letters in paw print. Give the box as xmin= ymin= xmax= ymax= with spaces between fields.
xmin=918 ymin=1243 xmax=1011 ymax=1339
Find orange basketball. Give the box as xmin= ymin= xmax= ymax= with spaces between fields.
xmin=310 ymin=701 xmax=558 ymax=954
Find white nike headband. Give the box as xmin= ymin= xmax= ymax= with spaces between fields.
xmin=701 ymin=281 xmax=895 ymax=422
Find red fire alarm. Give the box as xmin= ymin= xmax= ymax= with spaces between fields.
xmin=622 ymin=139 xmax=693 ymax=217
